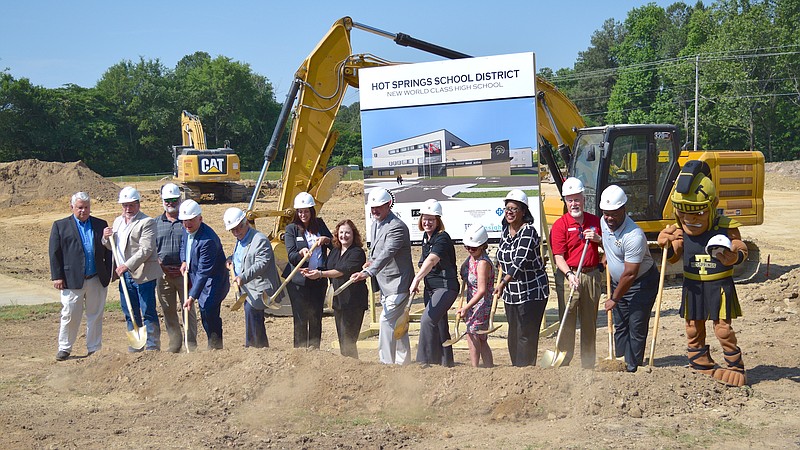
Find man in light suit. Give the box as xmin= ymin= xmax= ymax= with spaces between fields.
xmin=180 ymin=200 xmax=230 ymax=350
xmin=50 ymin=192 xmax=113 ymax=361
xmin=351 ymin=188 xmax=413 ymax=364
xmin=103 ymin=187 xmax=162 ymax=351
xmin=224 ymin=207 xmax=281 ymax=348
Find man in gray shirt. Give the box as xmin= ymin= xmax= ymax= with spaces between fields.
xmin=155 ymin=183 xmax=197 ymax=352
xmin=599 ymin=185 xmax=658 ymax=372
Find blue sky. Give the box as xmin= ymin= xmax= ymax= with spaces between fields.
xmin=2 ymin=0 xmax=675 ymax=104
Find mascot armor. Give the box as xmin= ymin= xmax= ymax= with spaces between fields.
xmin=658 ymin=160 xmax=748 ymax=387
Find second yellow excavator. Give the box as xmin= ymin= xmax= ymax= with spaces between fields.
xmin=171 ymin=110 xmax=251 ymax=202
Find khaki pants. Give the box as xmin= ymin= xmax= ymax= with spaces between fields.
xmin=157 ymin=272 xmax=197 ymax=352
xmin=554 ymin=269 xmax=602 ymax=368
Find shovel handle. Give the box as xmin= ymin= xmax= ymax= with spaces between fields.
xmin=647 ymin=246 xmax=669 ymax=366
xmin=606 ymin=266 xmax=615 ymax=359
xmin=183 ymin=272 xmax=190 ymax=353
xmin=477 ymin=267 xmax=504 ymax=335
xmin=332 ymin=278 xmax=356 ymax=297
xmin=269 ymin=239 xmax=320 ymax=303
xmin=110 ymin=235 xmax=139 ymax=334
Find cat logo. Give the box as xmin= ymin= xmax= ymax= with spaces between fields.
xmin=199 ymin=156 xmax=227 ymax=174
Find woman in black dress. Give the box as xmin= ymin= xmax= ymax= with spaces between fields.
xmin=303 ymin=219 xmax=368 ymax=358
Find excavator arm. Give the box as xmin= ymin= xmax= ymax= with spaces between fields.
xmin=246 ymin=16 xmax=586 ymax=246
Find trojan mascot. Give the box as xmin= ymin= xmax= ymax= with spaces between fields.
xmin=658 ymin=160 xmax=748 ymax=387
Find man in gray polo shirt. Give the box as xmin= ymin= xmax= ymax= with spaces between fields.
xmin=600 ymin=185 xmax=658 ymax=372
xmin=155 ymin=183 xmax=197 ymax=352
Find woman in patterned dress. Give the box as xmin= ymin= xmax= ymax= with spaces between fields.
xmin=457 ymin=223 xmax=495 ymax=368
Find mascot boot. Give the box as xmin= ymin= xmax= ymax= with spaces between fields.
xmin=686 ymin=320 xmax=716 ymax=377
xmin=712 ymin=321 xmax=747 ymax=387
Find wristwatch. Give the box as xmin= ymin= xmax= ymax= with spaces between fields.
xmin=566 ymin=270 xmax=575 ymax=278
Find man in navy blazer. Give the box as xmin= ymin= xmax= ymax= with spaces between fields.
xmin=179 ymin=200 xmax=230 ymax=349
xmin=49 ymin=192 xmax=112 ymax=361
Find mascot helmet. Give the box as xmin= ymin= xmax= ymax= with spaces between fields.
xmin=671 ymin=160 xmax=717 ymax=214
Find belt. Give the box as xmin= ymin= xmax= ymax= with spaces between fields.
xmin=84 ymin=273 xmax=97 ymax=280
xmin=569 ymin=265 xmax=597 ymax=274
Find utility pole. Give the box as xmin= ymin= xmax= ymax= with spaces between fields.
xmin=694 ymin=55 xmax=699 ymax=151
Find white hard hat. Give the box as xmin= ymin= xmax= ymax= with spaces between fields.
xmin=599 ymin=185 xmax=628 ymax=211
xmin=705 ymin=234 xmax=732 ymax=257
xmin=504 ymin=189 xmax=529 ymax=207
xmin=178 ymin=199 xmax=202 ymax=220
xmin=161 ymin=183 xmax=182 ymax=200
xmin=293 ymin=192 xmax=316 ymax=209
xmin=118 ymin=186 xmax=141 ymax=203
xmin=223 ymin=207 xmax=246 ymax=231
xmin=561 ymin=177 xmax=585 ymax=197
xmin=367 ymin=187 xmax=393 ymax=208
xmin=419 ymin=199 xmax=442 ymax=217
xmin=463 ymin=223 xmax=489 ymax=247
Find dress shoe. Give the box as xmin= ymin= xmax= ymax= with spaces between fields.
xmin=55 ymin=350 xmax=70 ymax=361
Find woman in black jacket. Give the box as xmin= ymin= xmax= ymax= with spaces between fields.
xmin=303 ymin=219 xmax=368 ymax=358
xmin=284 ymin=192 xmax=332 ymax=349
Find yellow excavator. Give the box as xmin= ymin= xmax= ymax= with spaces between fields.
xmin=171 ymin=110 xmax=251 ymax=202
xmin=245 ymin=17 xmax=763 ymax=280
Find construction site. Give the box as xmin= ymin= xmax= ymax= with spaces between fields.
xmin=0 ymin=158 xmax=799 ymax=448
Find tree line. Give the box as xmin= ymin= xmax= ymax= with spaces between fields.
xmin=542 ymin=0 xmax=799 ymax=161
xmin=1 ymin=0 xmax=798 ymax=177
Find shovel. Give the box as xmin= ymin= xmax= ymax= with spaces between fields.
xmin=647 ymin=246 xmax=669 ymax=366
xmin=393 ymin=294 xmax=415 ymax=340
xmin=268 ymin=239 xmax=320 ymax=304
xmin=332 ymin=277 xmax=356 ymax=297
xmin=183 ymin=271 xmax=190 ymax=353
xmin=230 ymin=279 xmax=247 ymax=312
xmin=442 ymin=288 xmax=467 ymax=347
xmin=605 ymin=267 xmax=617 ymax=360
xmin=109 ymin=235 xmax=147 ymax=350
xmin=539 ymin=238 xmax=590 ymax=368
xmin=477 ymin=269 xmax=505 ymax=336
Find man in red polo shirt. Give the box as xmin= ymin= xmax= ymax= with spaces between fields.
xmin=549 ymin=177 xmax=603 ymax=368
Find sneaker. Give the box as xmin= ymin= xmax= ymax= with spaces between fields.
xmin=55 ymin=350 xmax=70 ymax=361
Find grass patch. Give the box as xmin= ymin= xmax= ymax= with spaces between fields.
xmin=0 ymin=301 xmax=120 ymax=321
xmin=454 ymin=189 xmax=539 ymax=199
xmin=107 ymin=173 xmax=171 ymax=182
xmin=0 ymin=303 xmax=60 ymax=321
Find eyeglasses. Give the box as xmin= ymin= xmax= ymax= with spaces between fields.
xmin=164 ymin=198 xmax=180 ymax=204
xmin=504 ymin=207 xmax=520 ymax=213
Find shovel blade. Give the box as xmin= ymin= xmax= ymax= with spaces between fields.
xmin=230 ymin=293 xmax=247 ymax=312
xmin=126 ymin=328 xmax=147 ymax=350
xmin=393 ymin=311 xmax=410 ymax=340
xmin=442 ymin=333 xmax=466 ymax=347
xmin=476 ymin=325 xmax=502 ymax=335
xmin=538 ymin=349 xmax=566 ymax=368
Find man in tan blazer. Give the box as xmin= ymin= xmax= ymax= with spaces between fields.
xmin=103 ymin=187 xmax=163 ymax=351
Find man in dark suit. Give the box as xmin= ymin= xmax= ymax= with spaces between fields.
xmin=351 ymin=187 xmax=414 ymax=364
xmin=179 ymin=200 xmax=230 ymax=349
xmin=49 ymin=192 xmax=112 ymax=361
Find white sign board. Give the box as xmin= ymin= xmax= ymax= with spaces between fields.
xmin=359 ymin=52 xmax=541 ymax=244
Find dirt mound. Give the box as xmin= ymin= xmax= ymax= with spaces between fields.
xmin=764 ymin=161 xmax=800 ymax=191
xmin=0 ymin=159 xmax=120 ymax=206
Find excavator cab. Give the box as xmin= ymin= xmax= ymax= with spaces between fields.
xmin=570 ymin=124 xmax=680 ymax=231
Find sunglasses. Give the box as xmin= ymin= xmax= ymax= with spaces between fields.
xmin=164 ymin=198 xmax=180 ymax=204
xmin=464 ymin=245 xmax=479 ymax=251
xmin=504 ymin=207 xmax=520 ymax=213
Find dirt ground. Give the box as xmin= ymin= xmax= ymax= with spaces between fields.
xmin=1 ymin=161 xmax=799 ymax=449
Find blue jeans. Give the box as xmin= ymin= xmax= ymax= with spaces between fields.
xmin=119 ymin=274 xmax=160 ymax=350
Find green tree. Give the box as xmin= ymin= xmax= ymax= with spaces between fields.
xmin=95 ymin=57 xmax=175 ymax=175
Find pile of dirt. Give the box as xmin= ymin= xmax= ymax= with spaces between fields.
xmin=764 ymin=160 xmax=800 ymax=191
xmin=0 ymin=159 xmax=120 ymax=207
